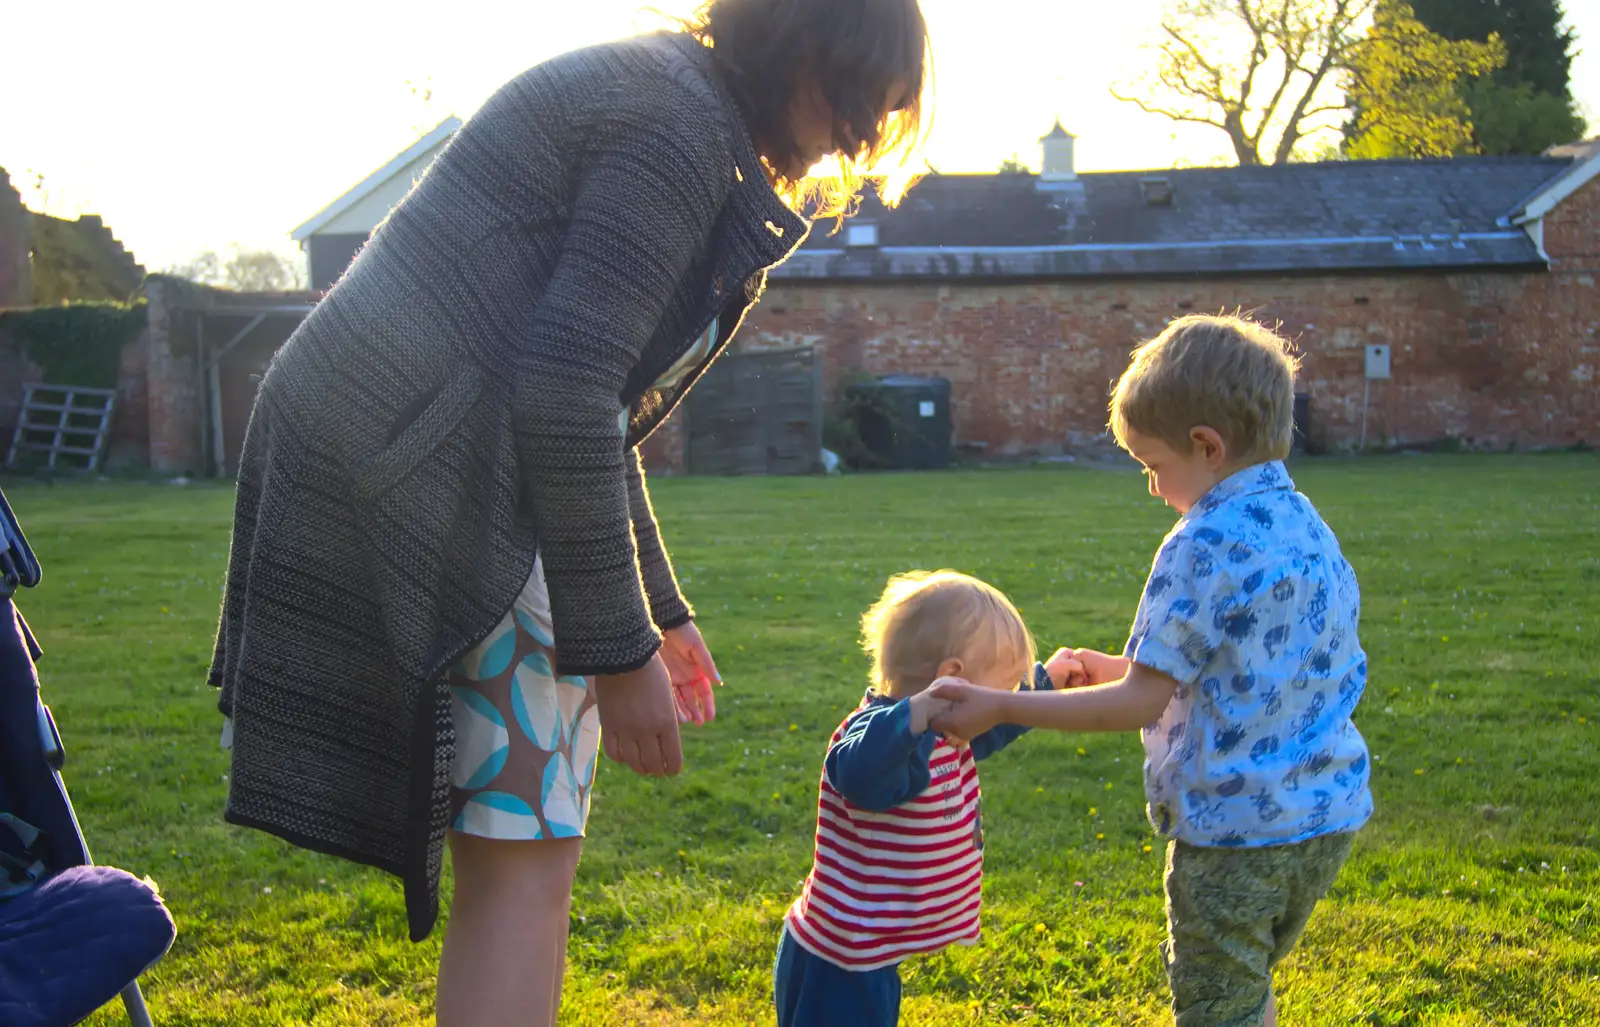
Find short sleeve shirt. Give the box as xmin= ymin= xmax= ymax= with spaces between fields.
xmin=1125 ymin=461 xmax=1374 ymax=847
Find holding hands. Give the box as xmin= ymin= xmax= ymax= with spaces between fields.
xmin=926 ymin=679 xmax=1005 ymax=743
xmin=926 ymin=646 xmax=1133 ymax=744
xmin=1058 ymin=647 xmax=1129 ymax=687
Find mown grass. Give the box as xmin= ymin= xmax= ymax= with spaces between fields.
xmin=8 ymin=453 xmax=1597 ymax=1025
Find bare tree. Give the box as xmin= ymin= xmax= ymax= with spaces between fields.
xmin=169 ymin=247 xmax=307 ymax=292
xmin=1114 ymin=0 xmax=1379 ymax=165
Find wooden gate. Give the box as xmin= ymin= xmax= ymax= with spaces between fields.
xmin=6 ymin=384 xmax=117 ymax=471
xmin=684 ymin=347 xmax=822 ymax=476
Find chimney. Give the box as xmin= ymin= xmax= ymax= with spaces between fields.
xmin=1040 ymin=120 xmax=1077 ymax=181
xmin=1139 ymin=175 xmax=1174 ymax=206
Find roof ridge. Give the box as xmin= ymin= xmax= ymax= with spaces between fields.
xmin=291 ymin=117 xmax=463 ymax=241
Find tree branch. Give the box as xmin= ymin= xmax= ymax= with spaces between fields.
xmin=1120 ymin=0 xmax=1382 ymax=166
xmin=1162 ymin=20 xmax=1228 ymax=93
xmin=1110 ymin=87 xmax=1229 ymax=130
xmin=1233 ymin=0 xmax=1275 ymax=153
xmin=1269 ymin=0 xmax=1365 ymax=163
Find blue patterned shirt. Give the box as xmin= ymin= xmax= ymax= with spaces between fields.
xmin=1125 ymin=461 xmax=1373 ymax=847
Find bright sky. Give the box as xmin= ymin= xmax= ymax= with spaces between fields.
xmin=3 ymin=0 xmax=1597 ymax=273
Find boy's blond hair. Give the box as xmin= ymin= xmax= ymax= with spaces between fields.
xmin=861 ymin=571 xmax=1036 ymax=698
xmin=1110 ymin=314 xmax=1300 ymax=464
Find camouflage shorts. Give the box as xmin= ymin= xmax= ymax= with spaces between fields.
xmin=1162 ymin=832 xmax=1356 ymax=1027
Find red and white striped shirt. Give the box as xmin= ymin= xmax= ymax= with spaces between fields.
xmin=785 ymin=723 xmax=984 ymax=971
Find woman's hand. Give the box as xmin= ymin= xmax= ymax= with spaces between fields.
xmin=659 ymin=621 xmax=721 ymax=726
xmin=594 ymin=654 xmax=683 ymax=776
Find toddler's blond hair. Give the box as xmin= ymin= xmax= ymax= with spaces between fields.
xmin=1110 ymin=314 xmax=1300 ymax=464
xmin=861 ymin=570 xmax=1035 ymax=698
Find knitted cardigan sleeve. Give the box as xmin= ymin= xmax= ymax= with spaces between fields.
xmin=511 ymin=72 xmax=732 ymax=676
xmin=626 ymin=448 xmax=693 ymax=631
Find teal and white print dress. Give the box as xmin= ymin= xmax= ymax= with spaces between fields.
xmin=448 ymin=324 xmax=718 ymax=840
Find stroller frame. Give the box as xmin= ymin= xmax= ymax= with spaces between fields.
xmin=4 ymin=487 xmax=157 ymax=1027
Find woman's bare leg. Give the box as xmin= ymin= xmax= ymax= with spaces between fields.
xmin=436 ymin=832 xmax=582 ymax=1027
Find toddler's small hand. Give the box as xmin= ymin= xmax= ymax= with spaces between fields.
xmin=908 ymin=690 xmax=956 ymax=735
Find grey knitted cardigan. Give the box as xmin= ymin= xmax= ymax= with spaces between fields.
xmin=209 ymin=31 xmax=808 ymax=940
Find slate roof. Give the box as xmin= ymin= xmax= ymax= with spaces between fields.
xmin=775 ymin=156 xmax=1576 ymax=280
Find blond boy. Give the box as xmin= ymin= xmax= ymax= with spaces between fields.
xmin=933 ymin=315 xmax=1373 ymax=1027
xmin=778 ymin=571 xmax=1049 ymax=1027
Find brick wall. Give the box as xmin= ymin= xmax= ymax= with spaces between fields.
xmin=0 ymin=316 xmax=148 ymax=469
xmin=0 ymin=169 xmax=30 ymax=309
xmin=1541 ymin=170 xmax=1600 ymax=268
xmin=146 ymin=278 xmax=202 ymax=474
xmin=140 ymin=281 xmax=319 ymax=475
xmin=107 ymin=322 xmax=150 ymax=468
xmin=0 ymin=319 xmax=42 ymax=445
xmin=643 ymin=177 xmax=1598 ymax=471
xmin=28 ymin=212 xmax=144 ymax=305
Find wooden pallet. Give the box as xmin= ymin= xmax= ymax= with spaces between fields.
xmin=6 ymin=384 xmax=118 ymax=471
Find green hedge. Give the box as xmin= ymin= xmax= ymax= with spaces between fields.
xmin=0 ymin=301 xmax=146 ymax=389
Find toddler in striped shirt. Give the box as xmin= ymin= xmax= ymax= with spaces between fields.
xmin=775 ymin=570 xmax=1061 ymax=1027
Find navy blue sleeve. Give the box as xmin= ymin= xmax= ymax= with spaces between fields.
xmin=967 ymin=663 xmax=1058 ymax=762
xmin=823 ymin=700 xmax=937 ymax=811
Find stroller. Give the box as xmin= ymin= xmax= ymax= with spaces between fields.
xmin=0 ymin=488 xmax=175 ymax=1027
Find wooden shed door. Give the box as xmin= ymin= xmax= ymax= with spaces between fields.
xmin=684 ymin=347 xmax=822 ymax=476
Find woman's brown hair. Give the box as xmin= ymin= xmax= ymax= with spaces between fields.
xmin=684 ymin=0 xmax=930 ymax=218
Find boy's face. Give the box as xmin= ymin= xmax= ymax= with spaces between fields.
xmin=1123 ymin=429 xmax=1226 ymax=515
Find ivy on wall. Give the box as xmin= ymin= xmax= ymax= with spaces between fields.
xmin=0 ymin=301 xmax=146 ymax=389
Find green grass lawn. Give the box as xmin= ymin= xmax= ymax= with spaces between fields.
xmin=9 ymin=454 xmax=1599 ymax=1025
